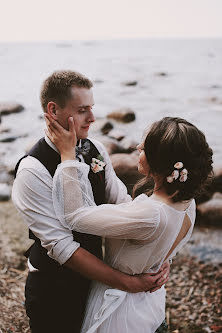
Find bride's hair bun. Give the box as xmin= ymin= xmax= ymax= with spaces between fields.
xmin=143 ymin=117 xmax=213 ymax=202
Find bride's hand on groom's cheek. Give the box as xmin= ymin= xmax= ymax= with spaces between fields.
xmin=44 ymin=114 xmax=77 ymax=160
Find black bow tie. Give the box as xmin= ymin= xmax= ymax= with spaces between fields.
xmin=75 ymin=140 xmax=91 ymax=157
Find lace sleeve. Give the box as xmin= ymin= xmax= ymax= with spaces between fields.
xmin=52 ymin=161 xmax=160 ymax=241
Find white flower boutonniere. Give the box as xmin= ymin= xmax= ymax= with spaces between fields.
xmin=91 ymin=154 xmax=106 ymax=173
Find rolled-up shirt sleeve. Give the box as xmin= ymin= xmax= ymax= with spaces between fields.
xmin=12 ymin=157 xmax=80 ymax=265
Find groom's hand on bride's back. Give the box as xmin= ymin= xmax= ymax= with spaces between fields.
xmin=127 ymin=261 xmax=170 ymax=293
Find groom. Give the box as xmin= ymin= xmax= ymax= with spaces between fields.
xmin=12 ymin=70 xmax=169 ymax=333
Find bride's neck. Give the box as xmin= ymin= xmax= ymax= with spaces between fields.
xmin=151 ymin=179 xmax=191 ymax=209
xmin=151 ymin=178 xmax=173 ymax=203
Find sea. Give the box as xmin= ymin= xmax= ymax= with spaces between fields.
xmin=1 ymin=38 xmax=222 ymax=262
xmin=0 ymin=38 xmax=222 ymax=168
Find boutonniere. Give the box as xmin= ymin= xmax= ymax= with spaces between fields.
xmin=91 ymin=154 xmax=106 ymax=173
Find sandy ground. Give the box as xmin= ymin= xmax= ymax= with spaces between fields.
xmin=0 ymin=201 xmax=221 ymax=333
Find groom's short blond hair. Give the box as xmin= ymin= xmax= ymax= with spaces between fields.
xmin=40 ymin=70 xmax=93 ymax=112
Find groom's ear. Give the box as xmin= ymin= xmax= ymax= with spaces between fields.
xmin=47 ymin=102 xmax=57 ymax=117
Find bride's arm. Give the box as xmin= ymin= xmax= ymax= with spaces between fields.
xmin=53 ymin=160 xmax=160 ymax=241
xmin=45 ymin=113 xmax=160 ymax=241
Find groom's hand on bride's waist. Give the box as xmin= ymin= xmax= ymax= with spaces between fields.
xmin=127 ymin=261 xmax=170 ymax=293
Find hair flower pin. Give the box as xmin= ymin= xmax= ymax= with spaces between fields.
xmin=172 ymin=170 xmax=179 ymax=180
xmin=91 ymin=154 xmax=106 ymax=173
xmin=174 ymin=162 xmax=183 ymax=169
xmin=167 ymin=162 xmax=188 ymax=183
xmin=179 ymin=168 xmax=188 ymax=182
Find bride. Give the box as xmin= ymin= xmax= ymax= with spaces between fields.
xmin=46 ymin=116 xmax=213 ymax=333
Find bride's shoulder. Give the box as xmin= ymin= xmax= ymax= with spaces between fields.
xmin=133 ymin=193 xmax=149 ymax=202
xmin=133 ymin=194 xmax=161 ymax=211
xmin=133 ymin=193 xmax=159 ymax=204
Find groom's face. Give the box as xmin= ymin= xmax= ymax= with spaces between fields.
xmin=55 ymin=86 xmax=95 ymax=140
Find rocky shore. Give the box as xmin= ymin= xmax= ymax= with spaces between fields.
xmin=0 ymin=102 xmax=222 ymax=332
xmin=0 ymin=200 xmax=221 ymax=333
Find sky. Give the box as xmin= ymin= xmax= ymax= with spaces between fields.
xmin=0 ymin=0 xmax=222 ymax=42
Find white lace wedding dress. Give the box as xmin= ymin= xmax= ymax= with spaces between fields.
xmin=52 ymin=160 xmax=196 ymax=333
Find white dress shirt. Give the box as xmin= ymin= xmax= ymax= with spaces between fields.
xmin=12 ymin=136 xmax=131 ymax=267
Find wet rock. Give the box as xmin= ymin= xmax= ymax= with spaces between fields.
xmin=7 ymin=166 xmax=17 ymax=176
xmin=110 ymin=151 xmax=143 ymax=193
xmin=0 ymin=102 xmax=24 ymax=116
xmin=93 ymin=136 xmax=124 ymax=155
xmin=120 ymin=136 xmax=138 ymax=152
xmin=122 ymin=81 xmax=138 ymax=86
xmin=197 ymin=192 xmax=222 ymax=227
xmin=155 ymin=72 xmax=168 ymax=77
xmin=0 ymin=126 xmax=11 ymax=134
xmin=0 ymin=133 xmax=28 ymax=143
xmin=90 ymin=118 xmax=114 ymax=135
xmin=100 ymin=122 xmax=113 ymax=135
xmin=0 ymin=183 xmax=11 ymax=201
xmin=107 ymin=108 xmax=136 ymax=123
xmin=0 ymin=136 xmax=20 ymax=143
xmin=108 ymin=129 xmax=125 ymax=141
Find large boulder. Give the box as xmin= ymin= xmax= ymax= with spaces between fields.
xmin=196 ymin=192 xmax=222 ymax=227
xmin=107 ymin=108 xmax=136 ymax=123
xmin=0 ymin=102 xmax=24 ymax=116
xmin=110 ymin=151 xmax=143 ymax=193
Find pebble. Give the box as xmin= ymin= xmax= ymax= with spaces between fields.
xmin=155 ymin=72 xmax=168 ymax=77
xmin=166 ymin=255 xmax=222 ymax=332
xmin=122 ymin=80 xmax=138 ymax=86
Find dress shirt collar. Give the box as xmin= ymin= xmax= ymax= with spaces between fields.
xmin=44 ymin=135 xmax=82 ymax=154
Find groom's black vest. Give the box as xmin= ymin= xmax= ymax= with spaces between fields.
xmin=15 ymin=137 xmax=105 ymax=274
